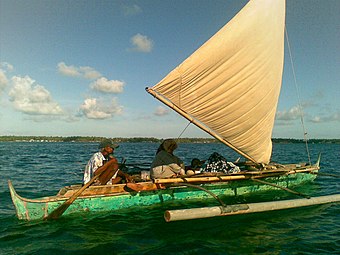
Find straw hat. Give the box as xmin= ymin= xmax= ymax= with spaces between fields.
xmin=98 ymin=139 xmax=119 ymax=149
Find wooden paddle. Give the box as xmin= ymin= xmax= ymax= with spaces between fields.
xmin=45 ymin=159 xmax=125 ymax=220
xmin=44 ymin=173 xmax=101 ymax=220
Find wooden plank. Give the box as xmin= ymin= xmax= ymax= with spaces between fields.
xmin=59 ymin=166 xmax=319 ymax=196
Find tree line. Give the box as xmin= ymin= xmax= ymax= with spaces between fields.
xmin=0 ymin=136 xmax=339 ymax=144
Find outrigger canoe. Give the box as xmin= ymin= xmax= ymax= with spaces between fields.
xmin=9 ymin=0 xmax=340 ymax=221
xmin=9 ymin=161 xmax=320 ymax=221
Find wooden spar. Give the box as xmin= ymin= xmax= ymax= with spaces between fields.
xmin=154 ymin=175 xmax=248 ymax=184
xmin=146 ymin=87 xmax=257 ymax=164
xmin=153 ymin=167 xmax=319 ymax=184
xmin=164 ymin=194 xmax=340 ymax=222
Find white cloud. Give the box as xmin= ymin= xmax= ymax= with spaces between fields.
xmin=276 ymin=106 xmax=301 ymax=121
xmin=0 ymin=69 xmax=9 ymax=93
xmin=57 ymin=62 xmax=122 ymax=95
xmin=328 ymin=112 xmax=340 ymax=122
xmin=309 ymin=111 xmax=340 ymax=123
xmin=0 ymin=62 xmax=14 ymax=72
xmin=123 ymin=4 xmax=142 ymax=16
xmin=91 ymin=77 xmax=125 ymax=94
xmin=154 ymin=106 xmax=169 ymax=116
xmin=57 ymin=62 xmax=101 ymax=79
xmin=130 ymin=33 xmax=153 ymax=52
xmin=0 ymin=62 xmax=13 ymax=94
xmin=79 ymin=66 xmax=102 ymax=80
xmin=79 ymin=97 xmax=123 ymax=119
xmin=8 ymin=75 xmax=64 ymax=115
xmin=310 ymin=116 xmax=321 ymax=123
xmin=57 ymin=62 xmax=81 ymax=77
xmin=277 ymin=103 xmax=340 ymax=125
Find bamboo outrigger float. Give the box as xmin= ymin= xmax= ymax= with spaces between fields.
xmin=8 ymin=0 xmax=340 ymax=221
xmin=165 ymin=194 xmax=340 ymax=222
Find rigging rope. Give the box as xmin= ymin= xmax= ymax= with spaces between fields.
xmin=285 ymin=27 xmax=312 ymax=165
xmin=177 ymin=121 xmax=192 ymax=139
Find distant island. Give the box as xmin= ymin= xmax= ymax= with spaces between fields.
xmin=0 ymin=136 xmax=339 ymax=144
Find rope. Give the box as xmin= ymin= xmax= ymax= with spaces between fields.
xmin=177 ymin=121 xmax=192 ymax=139
xmin=312 ymin=172 xmax=340 ymax=178
xmin=285 ymin=27 xmax=312 ymax=165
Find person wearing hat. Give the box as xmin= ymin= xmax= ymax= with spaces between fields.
xmin=150 ymin=139 xmax=186 ymax=178
xmin=83 ymin=139 xmax=132 ymax=185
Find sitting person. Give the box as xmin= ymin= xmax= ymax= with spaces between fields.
xmin=83 ymin=139 xmax=132 ymax=185
xmin=185 ymin=158 xmax=205 ymax=175
xmin=150 ymin=139 xmax=185 ymax=178
xmin=186 ymin=158 xmax=204 ymax=170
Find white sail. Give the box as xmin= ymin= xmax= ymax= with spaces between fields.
xmin=147 ymin=0 xmax=285 ymax=164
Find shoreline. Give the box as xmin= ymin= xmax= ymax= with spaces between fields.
xmin=0 ymin=136 xmax=339 ymax=144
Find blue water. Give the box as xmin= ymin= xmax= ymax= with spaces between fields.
xmin=0 ymin=142 xmax=339 ymax=254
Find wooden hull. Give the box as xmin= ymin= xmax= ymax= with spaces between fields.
xmin=8 ymin=163 xmax=319 ymax=221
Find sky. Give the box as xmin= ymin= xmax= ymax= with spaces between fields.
xmin=0 ymin=0 xmax=339 ymax=139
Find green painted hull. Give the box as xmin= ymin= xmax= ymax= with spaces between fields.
xmin=9 ymin=170 xmax=318 ymax=221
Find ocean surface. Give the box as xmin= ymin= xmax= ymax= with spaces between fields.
xmin=0 ymin=142 xmax=339 ymax=255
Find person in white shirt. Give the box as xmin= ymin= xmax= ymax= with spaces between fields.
xmin=83 ymin=139 xmax=131 ymax=185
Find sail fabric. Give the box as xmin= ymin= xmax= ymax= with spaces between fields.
xmin=148 ymin=0 xmax=285 ymax=164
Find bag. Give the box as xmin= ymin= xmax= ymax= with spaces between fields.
xmin=202 ymin=152 xmax=240 ymax=174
